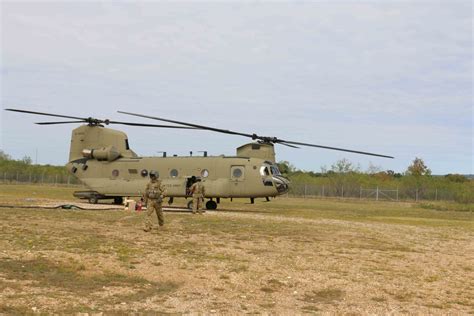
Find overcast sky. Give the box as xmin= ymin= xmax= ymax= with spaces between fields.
xmin=1 ymin=1 xmax=472 ymax=174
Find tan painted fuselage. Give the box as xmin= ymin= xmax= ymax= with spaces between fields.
xmin=66 ymin=125 xmax=289 ymax=201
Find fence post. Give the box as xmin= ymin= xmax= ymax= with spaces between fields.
xmin=304 ymin=184 xmax=307 ymax=199
xmin=55 ymin=175 xmax=58 ymax=186
xmin=29 ymin=173 xmax=32 ymax=184
xmin=360 ymin=187 xmax=362 ymax=200
xmin=376 ymin=186 xmax=379 ymax=201
xmin=341 ymin=186 xmax=344 ymax=198
xmin=435 ymin=189 xmax=438 ymax=201
xmin=67 ymin=176 xmax=70 ymax=186
xmin=415 ymin=188 xmax=419 ymax=202
xmin=322 ymin=186 xmax=325 ymax=198
xmin=396 ymin=187 xmax=399 ymax=201
xmin=3 ymin=172 xmax=6 ymax=183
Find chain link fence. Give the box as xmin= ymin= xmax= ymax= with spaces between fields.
xmin=288 ymin=183 xmax=461 ymax=202
xmin=0 ymin=171 xmax=83 ymax=187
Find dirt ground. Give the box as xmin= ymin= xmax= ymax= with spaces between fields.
xmin=0 ymin=186 xmax=473 ymax=314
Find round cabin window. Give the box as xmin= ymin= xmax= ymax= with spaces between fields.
xmin=141 ymin=169 xmax=148 ymax=177
xmin=112 ymin=169 xmax=119 ymax=177
xmin=233 ymin=168 xmax=242 ymax=178
xmin=201 ymin=169 xmax=209 ymax=178
xmin=170 ymin=169 xmax=179 ymax=178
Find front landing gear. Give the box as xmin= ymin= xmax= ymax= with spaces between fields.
xmin=206 ymin=200 xmax=217 ymax=210
xmin=88 ymin=196 xmax=98 ymax=204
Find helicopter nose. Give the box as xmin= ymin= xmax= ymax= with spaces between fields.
xmin=273 ymin=175 xmax=290 ymax=194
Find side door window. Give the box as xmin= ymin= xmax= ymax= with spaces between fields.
xmin=231 ymin=165 xmax=245 ymax=181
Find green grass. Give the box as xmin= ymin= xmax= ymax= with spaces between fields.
xmin=216 ymin=197 xmax=474 ymax=229
xmin=0 ymin=257 xmax=179 ymax=313
xmin=0 ymin=184 xmax=80 ymax=201
xmin=0 ymin=257 xmax=173 ymax=295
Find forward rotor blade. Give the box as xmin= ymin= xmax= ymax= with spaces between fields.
xmin=278 ymin=140 xmax=394 ymax=158
xmin=118 ymin=111 xmax=255 ymax=138
xmin=36 ymin=121 xmax=87 ymax=125
xmin=109 ymin=121 xmax=198 ymax=129
xmin=7 ymin=109 xmax=198 ymax=129
xmin=6 ymin=108 xmax=86 ymax=121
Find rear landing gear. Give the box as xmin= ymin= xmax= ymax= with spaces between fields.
xmin=206 ymin=200 xmax=217 ymax=210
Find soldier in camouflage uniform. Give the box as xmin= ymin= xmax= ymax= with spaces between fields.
xmin=143 ymin=170 xmax=166 ymax=232
xmin=190 ymin=178 xmax=206 ymax=214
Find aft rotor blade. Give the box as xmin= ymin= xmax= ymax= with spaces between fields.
xmin=278 ymin=140 xmax=394 ymax=158
xmin=36 ymin=121 xmax=87 ymax=125
xmin=6 ymin=108 xmax=86 ymax=121
xmin=278 ymin=142 xmax=300 ymax=149
xmin=118 ymin=111 xmax=255 ymax=138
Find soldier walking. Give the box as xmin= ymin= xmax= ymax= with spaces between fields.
xmin=143 ymin=170 xmax=166 ymax=232
xmin=190 ymin=178 xmax=206 ymax=214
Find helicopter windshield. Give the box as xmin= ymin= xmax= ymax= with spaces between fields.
xmin=270 ymin=165 xmax=281 ymax=175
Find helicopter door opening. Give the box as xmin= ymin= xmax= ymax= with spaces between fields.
xmin=185 ymin=176 xmax=198 ymax=196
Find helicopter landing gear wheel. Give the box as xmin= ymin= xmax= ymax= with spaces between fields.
xmin=187 ymin=200 xmax=193 ymax=210
xmin=89 ymin=196 xmax=99 ymax=204
xmin=206 ymin=200 xmax=217 ymax=210
xmin=113 ymin=197 xmax=123 ymax=205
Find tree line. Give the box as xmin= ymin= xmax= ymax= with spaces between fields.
xmin=278 ymin=158 xmax=473 ymax=204
xmin=0 ymin=150 xmax=81 ymax=185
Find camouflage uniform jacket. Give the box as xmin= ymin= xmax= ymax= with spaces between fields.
xmin=144 ymin=180 xmax=166 ymax=204
xmin=190 ymin=182 xmax=205 ymax=198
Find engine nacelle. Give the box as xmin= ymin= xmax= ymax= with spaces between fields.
xmin=82 ymin=145 xmax=121 ymax=162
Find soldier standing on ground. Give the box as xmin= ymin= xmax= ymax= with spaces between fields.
xmin=143 ymin=170 xmax=166 ymax=232
xmin=190 ymin=178 xmax=206 ymax=214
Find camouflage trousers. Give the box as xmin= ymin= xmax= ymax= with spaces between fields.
xmin=145 ymin=200 xmax=164 ymax=230
xmin=192 ymin=195 xmax=204 ymax=214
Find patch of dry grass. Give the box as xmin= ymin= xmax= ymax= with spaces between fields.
xmin=0 ymin=184 xmax=472 ymax=314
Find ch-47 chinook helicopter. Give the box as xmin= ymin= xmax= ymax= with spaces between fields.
xmin=5 ymin=108 xmax=393 ymax=210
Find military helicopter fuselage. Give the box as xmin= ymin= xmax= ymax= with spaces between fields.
xmin=67 ymin=124 xmax=289 ymax=208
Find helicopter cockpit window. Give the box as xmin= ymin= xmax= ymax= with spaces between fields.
xmin=125 ymin=139 xmax=130 ymax=150
xmin=141 ymin=169 xmax=148 ymax=177
xmin=112 ymin=169 xmax=119 ymax=177
xmin=270 ymin=166 xmax=281 ymax=175
xmin=260 ymin=166 xmax=270 ymax=176
xmin=201 ymin=169 xmax=209 ymax=178
xmin=170 ymin=169 xmax=178 ymax=178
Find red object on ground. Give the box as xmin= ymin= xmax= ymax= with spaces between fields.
xmin=136 ymin=201 xmax=142 ymax=211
